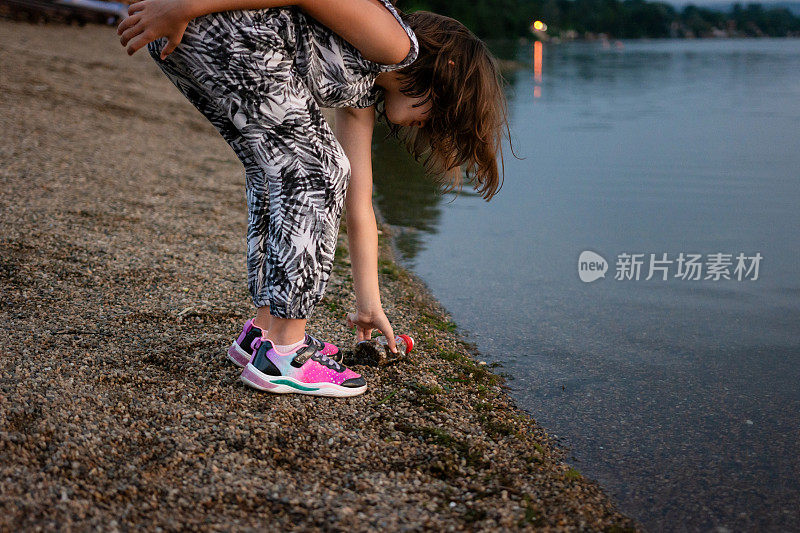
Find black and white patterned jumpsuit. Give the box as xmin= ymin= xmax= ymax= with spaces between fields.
xmin=145 ymin=0 xmax=419 ymax=319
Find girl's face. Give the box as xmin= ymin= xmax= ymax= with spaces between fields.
xmin=382 ymin=80 xmax=432 ymax=128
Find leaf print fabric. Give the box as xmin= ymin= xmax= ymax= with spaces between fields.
xmin=144 ymin=2 xmax=417 ymax=318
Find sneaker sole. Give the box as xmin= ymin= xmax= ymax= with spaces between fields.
xmin=227 ymin=342 xmax=250 ymax=368
xmin=240 ymin=363 xmax=367 ymax=398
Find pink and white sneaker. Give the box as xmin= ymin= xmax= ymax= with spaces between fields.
xmin=226 ymin=318 xmax=341 ymax=368
xmin=240 ymin=337 xmax=367 ymax=397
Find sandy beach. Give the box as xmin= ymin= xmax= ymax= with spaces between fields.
xmin=0 ymin=17 xmax=641 ymax=531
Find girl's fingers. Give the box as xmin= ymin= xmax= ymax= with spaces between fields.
xmin=128 ymin=1 xmax=146 ymax=15
xmin=117 ymin=13 xmax=138 ymax=35
xmin=120 ymin=21 xmax=145 ymax=46
xmin=162 ymin=37 xmax=179 ymax=58
xmin=377 ymin=318 xmax=397 ymax=353
xmin=347 ymin=313 xmax=391 ymax=346
xmin=387 ymin=336 xmax=398 ymax=353
xmin=125 ymin=32 xmax=149 ymax=55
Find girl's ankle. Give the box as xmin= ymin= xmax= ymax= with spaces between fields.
xmin=252 ymin=319 xmax=270 ymax=332
xmin=270 ymin=335 xmax=306 ymax=355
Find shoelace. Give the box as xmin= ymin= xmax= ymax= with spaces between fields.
xmin=306 ymin=334 xmax=321 ymax=348
xmin=306 ymin=333 xmax=343 ymax=362
xmin=317 ymin=352 xmax=342 ymax=371
xmin=307 ymin=333 xmax=331 ymax=352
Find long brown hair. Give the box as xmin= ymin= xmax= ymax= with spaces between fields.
xmin=375 ymin=8 xmax=518 ymax=201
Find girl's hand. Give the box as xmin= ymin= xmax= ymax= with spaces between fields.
xmin=346 ymin=307 xmax=398 ymax=353
xmin=117 ymin=0 xmax=193 ymax=59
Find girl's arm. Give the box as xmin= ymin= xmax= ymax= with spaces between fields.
xmin=298 ymin=0 xmax=411 ymax=65
xmin=185 ymin=0 xmax=410 ymax=64
xmin=335 ymin=105 xmax=398 ymax=353
xmin=337 ymin=105 xmax=379 ymax=311
xmin=120 ymin=0 xmax=410 ymax=65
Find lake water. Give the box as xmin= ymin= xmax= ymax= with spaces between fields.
xmin=371 ymin=38 xmax=800 ymax=532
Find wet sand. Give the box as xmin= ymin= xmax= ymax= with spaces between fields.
xmin=0 ymin=17 xmax=641 ymax=531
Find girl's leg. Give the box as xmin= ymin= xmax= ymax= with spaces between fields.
xmin=169 ymin=15 xmax=352 ymax=322
xmin=232 ymin=77 xmax=351 ymax=323
xmin=146 ymin=35 xmax=276 ymax=332
xmin=253 ymin=306 xmax=272 ymax=332
xmin=267 ymin=316 xmax=307 ymax=346
xmin=238 ymin=100 xmax=351 ymax=324
xmin=147 ymin=10 xmax=351 ymax=330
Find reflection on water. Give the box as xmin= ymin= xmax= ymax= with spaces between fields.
xmin=533 ymin=41 xmax=542 ymax=98
xmin=371 ymin=132 xmax=482 ymax=265
xmin=372 ymin=38 xmax=800 ymax=531
xmin=370 ymin=137 xmax=441 ymax=263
